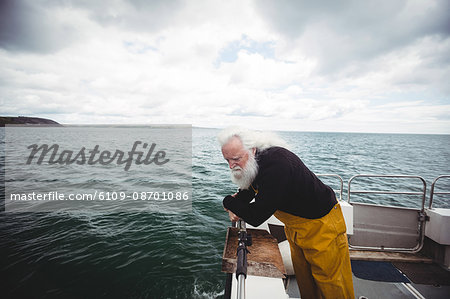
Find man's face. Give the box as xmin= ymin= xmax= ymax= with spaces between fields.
xmin=221 ymin=137 xmax=250 ymax=171
xmin=222 ymin=136 xmax=258 ymax=189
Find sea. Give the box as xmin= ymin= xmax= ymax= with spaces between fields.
xmin=0 ymin=127 xmax=449 ymax=299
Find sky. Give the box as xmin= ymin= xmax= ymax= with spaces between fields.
xmin=0 ymin=0 xmax=449 ymax=134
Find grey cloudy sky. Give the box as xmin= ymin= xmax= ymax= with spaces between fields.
xmin=1 ymin=0 xmax=449 ymax=133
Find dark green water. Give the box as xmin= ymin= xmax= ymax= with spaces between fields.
xmin=1 ymin=128 xmax=449 ymax=298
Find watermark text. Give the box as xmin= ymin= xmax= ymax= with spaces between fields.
xmin=26 ymin=141 xmax=169 ymax=171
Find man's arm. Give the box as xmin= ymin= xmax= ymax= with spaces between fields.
xmin=233 ymin=188 xmax=256 ymax=203
xmin=223 ymin=158 xmax=290 ymax=227
xmin=223 ymin=189 xmax=255 ymax=222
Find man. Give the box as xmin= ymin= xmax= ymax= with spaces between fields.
xmin=218 ymin=127 xmax=354 ymax=299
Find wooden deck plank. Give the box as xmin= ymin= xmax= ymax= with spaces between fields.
xmin=350 ymin=249 xmax=433 ymax=263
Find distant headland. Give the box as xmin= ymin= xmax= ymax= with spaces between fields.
xmin=0 ymin=116 xmax=61 ymax=127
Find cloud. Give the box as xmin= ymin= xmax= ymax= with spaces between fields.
xmin=0 ymin=0 xmax=448 ymax=133
xmin=0 ymin=0 xmax=83 ymax=53
xmin=76 ymin=0 xmax=184 ymax=32
xmin=256 ymin=0 xmax=450 ymax=74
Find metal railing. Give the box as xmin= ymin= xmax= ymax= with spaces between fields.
xmin=348 ymin=174 xmax=427 ymax=209
xmin=347 ymin=174 xmax=427 ymax=253
xmin=317 ymin=174 xmax=344 ymax=201
xmin=429 ymin=175 xmax=450 ymax=209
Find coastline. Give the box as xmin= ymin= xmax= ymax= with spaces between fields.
xmin=0 ymin=116 xmax=61 ymax=127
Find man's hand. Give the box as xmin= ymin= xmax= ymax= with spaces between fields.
xmin=224 ymin=206 xmax=240 ymax=222
xmin=223 ymin=193 xmax=240 ymax=222
xmin=227 ymin=210 xmax=240 ymax=222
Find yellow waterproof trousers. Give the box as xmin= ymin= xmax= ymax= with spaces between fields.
xmin=274 ymin=204 xmax=355 ymax=299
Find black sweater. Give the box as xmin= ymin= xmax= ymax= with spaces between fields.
xmin=223 ymin=147 xmax=337 ymax=227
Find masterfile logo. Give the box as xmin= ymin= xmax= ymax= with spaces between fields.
xmin=26 ymin=141 xmax=170 ymax=171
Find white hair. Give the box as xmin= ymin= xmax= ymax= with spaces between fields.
xmin=217 ymin=126 xmax=289 ymax=152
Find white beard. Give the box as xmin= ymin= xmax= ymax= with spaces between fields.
xmin=230 ymin=153 xmax=259 ymax=189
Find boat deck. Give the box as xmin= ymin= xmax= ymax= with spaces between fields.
xmin=236 ymin=261 xmax=450 ymax=299
xmin=351 ymin=261 xmax=450 ymax=299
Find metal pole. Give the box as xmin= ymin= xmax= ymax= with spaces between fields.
xmin=236 ymin=220 xmax=247 ymax=299
xmin=237 ymin=274 xmax=246 ymax=299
